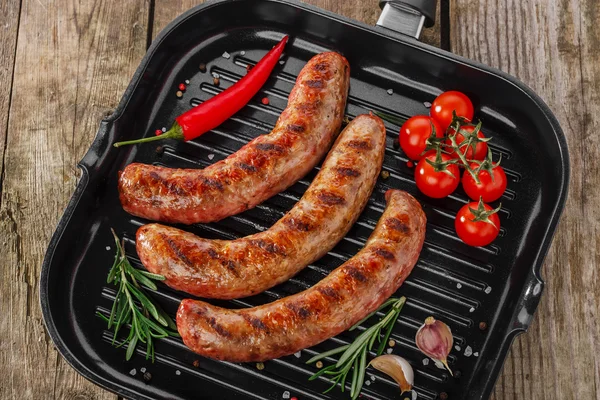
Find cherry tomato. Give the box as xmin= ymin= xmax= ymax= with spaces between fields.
xmin=455 ymin=201 xmax=500 ymax=247
xmin=399 ymin=116 xmax=444 ymax=160
xmin=462 ymin=162 xmax=507 ymax=202
xmin=446 ymin=125 xmax=488 ymax=161
xmin=430 ymin=91 xmax=474 ymax=131
xmin=415 ymin=152 xmax=460 ymax=198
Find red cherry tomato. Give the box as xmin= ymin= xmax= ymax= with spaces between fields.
xmin=430 ymin=91 xmax=474 ymax=131
xmin=462 ymin=162 xmax=507 ymax=202
xmin=455 ymin=201 xmax=500 ymax=247
xmin=399 ymin=116 xmax=444 ymax=160
xmin=446 ymin=125 xmax=488 ymax=161
xmin=414 ymin=152 xmax=460 ymax=198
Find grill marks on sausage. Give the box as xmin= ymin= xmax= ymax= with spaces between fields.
xmin=313 ymin=61 xmax=329 ymax=72
xmin=254 ymin=143 xmax=286 ymax=154
xmin=208 ymin=317 xmax=231 ymax=338
xmin=335 ymin=167 xmax=361 ymax=177
xmin=224 ymin=260 xmax=239 ymax=277
xmin=201 ymin=177 xmax=224 ymax=191
xmin=316 ymin=190 xmax=346 ymax=206
xmin=346 ymin=140 xmax=372 ymax=150
xmin=345 ymin=265 xmax=368 ymax=283
xmin=372 ymin=247 xmax=396 ymax=261
xmin=243 ymin=314 xmax=269 ymax=332
xmin=286 ymin=302 xmax=312 ymax=319
xmin=235 ymin=162 xmax=258 ymax=173
xmin=304 ymin=79 xmax=325 ymax=88
xmin=317 ymin=286 xmax=341 ymax=300
xmin=149 ymin=172 xmax=187 ymax=196
xmin=283 ymin=216 xmax=313 ymax=232
xmin=286 ymin=123 xmax=306 ymax=133
xmin=295 ymin=100 xmax=321 ymax=117
xmin=386 ymin=217 xmax=411 ymax=234
xmin=163 ymin=235 xmax=195 ymax=269
xmin=204 ymin=247 xmax=239 ymax=277
xmin=249 ymin=239 xmax=287 ymax=256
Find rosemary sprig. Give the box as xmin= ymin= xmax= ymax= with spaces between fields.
xmin=97 ymin=229 xmax=179 ymax=362
xmin=307 ymin=297 xmax=406 ymax=399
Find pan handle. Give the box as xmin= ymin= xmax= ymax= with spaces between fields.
xmin=377 ymin=0 xmax=437 ymax=39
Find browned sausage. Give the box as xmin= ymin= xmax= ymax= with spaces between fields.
xmin=176 ymin=190 xmax=426 ymax=362
xmin=136 ymin=114 xmax=387 ymax=298
xmin=118 ymin=52 xmax=350 ymax=224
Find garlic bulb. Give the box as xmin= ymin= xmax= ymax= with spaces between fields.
xmin=415 ymin=316 xmax=453 ymax=375
xmin=370 ymin=355 xmax=414 ymax=394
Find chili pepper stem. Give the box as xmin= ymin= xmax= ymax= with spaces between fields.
xmin=113 ymin=124 xmax=184 ymax=147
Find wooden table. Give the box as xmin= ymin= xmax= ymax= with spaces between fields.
xmin=1 ymin=1 xmax=597 ymax=399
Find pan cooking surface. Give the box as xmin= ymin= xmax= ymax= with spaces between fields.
xmin=40 ymin=1 xmax=568 ymax=399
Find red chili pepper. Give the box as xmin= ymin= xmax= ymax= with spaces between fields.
xmin=114 ymin=36 xmax=288 ymax=147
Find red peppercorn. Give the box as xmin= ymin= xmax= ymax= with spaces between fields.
xmin=290 ymin=397 xmax=298 ymax=400
xmin=261 ymin=97 xmax=269 ymax=105
xmin=179 ymin=83 xmax=186 ymax=91
xmin=155 ymin=129 xmax=162 ymax=136
xmin=407 ymin=161 xmax=414 ymax=168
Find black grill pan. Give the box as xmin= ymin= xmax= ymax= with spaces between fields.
xmin=40 ymin=1 xmax=569 ymax=399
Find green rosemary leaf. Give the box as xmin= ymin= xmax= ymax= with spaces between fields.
xmin=350 ymin=357 xmax=359 ymax=398
xmin=352 ymin=348 xmax=367 ymax=400
xmin=96 ymin=312 xmax=109 ymax=323
xmin=133 ymin=272 xmax=158 ymax=291
xmin=126 ymin=332 xmax=138 ymax=361
xmin=306 ymin=345 xmax=350 ymax=364
xmin=336 ymin=324 xmax=379 ymax=367
xmin=368 ymin=326 xmax=381 ymax=351
xmin=322 ymin=375 xmax=342 ymax=394
xmin=127 ymin=283 xmax=160 ymax=322
xmin=100 ymin=229 xmax=178 ymax=363
xmin=308 ymin=364 xmax=337 ymax=381
xmin=138 ymin=270 xmax=167 ymax=281
xmin=378 ymin=310 xmax=400 ymax=356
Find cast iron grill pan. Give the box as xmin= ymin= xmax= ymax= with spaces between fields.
xmin=40 ymin=1 xmax=569 ymax=399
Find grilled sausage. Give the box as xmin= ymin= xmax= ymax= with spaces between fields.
xmin=176 ymin=190 xmax=426 ymax=362
xmin=136 ymin=114 xmax=387 ymax=299
xmin=119 ymin=52 xmax=350 ymax=224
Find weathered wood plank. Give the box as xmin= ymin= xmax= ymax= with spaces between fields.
xmin=450 ymin=1 xmax=600 ymax=399
xmin=0 ymin=0 xmax=21 ymax=199
xmin=152 ymin=0 xmax=441 ymax=46
xmin=0 ymin=0 xmax=149 ymax=399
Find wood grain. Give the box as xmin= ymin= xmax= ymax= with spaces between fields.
xmin=450 ymin=0 xmax=600 ymax=399
xmin=152 ymin=0 xmax=441 ymax=46
xmin=0 ymin=0 xmax=149 ymax=399
xmin=0 ymin=0 xmax=21 ymax=200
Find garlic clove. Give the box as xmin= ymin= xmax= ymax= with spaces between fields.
xmin=369 ymin=355 xmax=414 ymax=394
xmin=415 ymin=316 xmax=453 ymax=375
